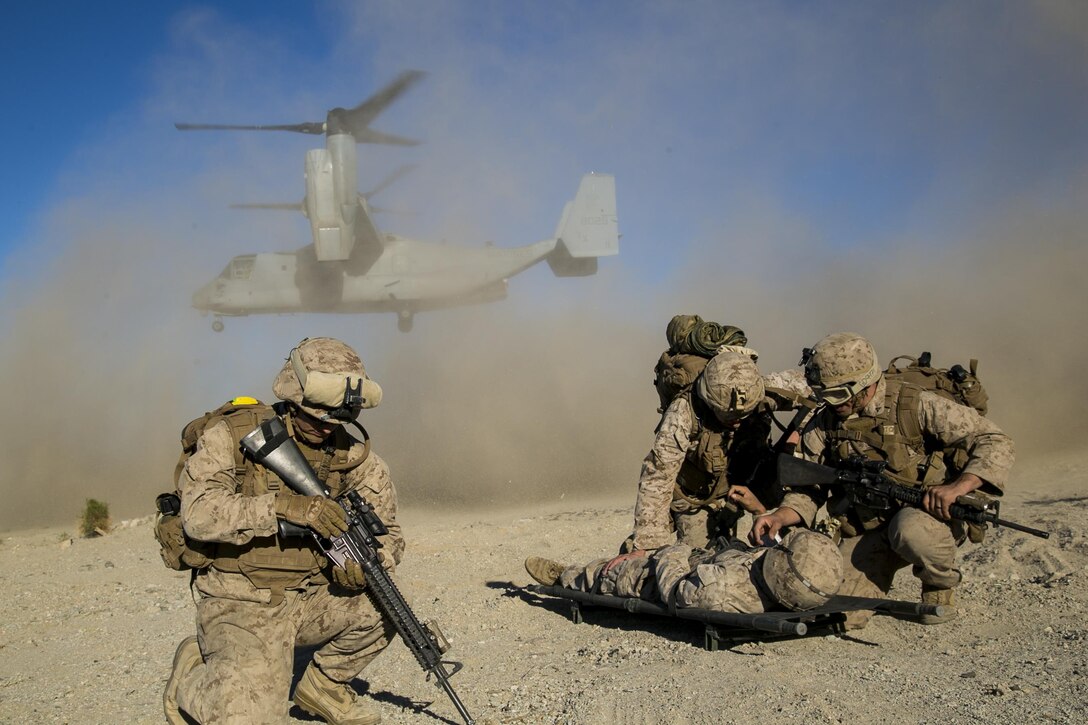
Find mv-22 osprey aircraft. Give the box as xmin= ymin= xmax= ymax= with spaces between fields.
xmin=180 ymin=71 xmax=618 ymax=332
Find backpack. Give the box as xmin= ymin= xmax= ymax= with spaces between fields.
xmin=653 ymin=321 xmax=749 ymax=414
xmin=653 ymin=352 xmax=710 ymax=414
xmin=884 ymin=352 xmax=993 ymax=543
xmin=884 ymin=351 xmax=989 ymax=415
xmin=154 ymin=397 xmax=275 ymax=571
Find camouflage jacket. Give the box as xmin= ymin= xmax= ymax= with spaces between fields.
xmin=179 ymin=417 xmax=403 ymax=602
xmin=780 ymin=377 xmax=1015 ymax=528
xmin=632 ymin=402 xmax=765 ymax=550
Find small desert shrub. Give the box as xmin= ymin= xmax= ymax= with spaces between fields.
xmin=80 ymin=499 xmax=111 ymax=537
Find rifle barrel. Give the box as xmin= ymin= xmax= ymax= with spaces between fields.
xmin=434 ymin=671 xmax=475 ymax=725
xmin=993 ymin=518 xmax=1050 ymax=539
xmin=776 ymin=454 xmax=1052 ymax=541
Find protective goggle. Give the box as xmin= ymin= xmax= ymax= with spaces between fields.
xmin=800 ymin=346 xmax=865 ymax=406
xmin=290 ymin=349 xmax=382 ymax=421
xmin=809 ymin=380 xmax=867 ymax=406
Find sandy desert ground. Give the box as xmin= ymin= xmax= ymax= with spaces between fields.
xmin=1 ymin=448 xmax=1086 ymax=725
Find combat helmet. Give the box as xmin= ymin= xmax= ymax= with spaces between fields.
xmin=272 ymin=337 xmax=382 ymax=421
xmin=695 ymin=351 xmax=765 ymax=423
xmin=760 ymin=529 xmax=843 ymax=611
xmin=802 ymin=332 xmax=881 ymax=406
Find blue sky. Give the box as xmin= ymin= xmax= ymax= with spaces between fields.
xmin=1 ymin=1 xmax=313 ymax=259
xmin=4 ymin=1 xmax=1084 ymax=272
xmin=1 ymin=1 xmax=1086 ymax=526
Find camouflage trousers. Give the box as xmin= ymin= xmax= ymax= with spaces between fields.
xmin=837 ymin=507 xmax=961 ymax=629
xmin=559 ymin=543 xmax=773 ymax=614
xmin=669 ymin=497 xmax=743 ymax=549
xmin=175 ymin=578 xmax=393 ymax=724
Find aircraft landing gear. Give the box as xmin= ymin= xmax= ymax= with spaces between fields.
xmin=212 ymin=317 xmax=224 ymax=333
xmin=397 ymin=310 xmax=414 ymax=333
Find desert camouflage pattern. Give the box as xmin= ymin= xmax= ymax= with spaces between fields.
xmin=634 ymin=367 xmax=801 ymax=551
xmin=833 ymin=506 xmax=961 ymax=628
xmin=696 ymin=351 xmax=765 ymax=418
xmin=174 ymin=415 xmax=403 ymax=718
xmin=175 ymin=583 xmax=393 ymax=724
xmin=179 ymin=419 xmax=404 ymax=578
xmin=632 ymin=396 xmax=712 ymax=550
xmin=761 ymin=529 xmax=844 ymax=610
xmin=761 ymin=367 xmax=812 ymax=400
xmin=558 ymin=542 xmax=774 ymax=614
xmin=781 ymin=380 xmax=1015 ymax=526
xmin=272 ymin=337 xmax=378 ymax=418
xmin=807 ymin=331 xmax=882 ymax=389
xmin=669 ymin=502 xmax=742 ymax=550
xmin=778 ymin=373 xmax=1014 ymax=629
xmin=559 ymin=555 xmax=655 ymax=599
xmin=674 ymin=545 xmax=775 ymax=613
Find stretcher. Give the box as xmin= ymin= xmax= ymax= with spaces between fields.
xmin=528 ymin=584 xmax=945 ymax=650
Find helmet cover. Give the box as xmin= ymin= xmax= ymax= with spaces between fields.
xmin=272 ymin=337 xmax=382 ymax=420
xmin=761 ymin=528 xmax=844 ymax=611
xmin=695 ymin=351 xmax=765 ymax=422
xmin=803 ymin=332 xmax=881 ymax=405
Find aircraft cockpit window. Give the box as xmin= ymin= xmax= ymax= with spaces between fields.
xmin=223 ymin=255 xmax=256 ymax=280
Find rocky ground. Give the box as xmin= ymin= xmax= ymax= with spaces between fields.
xmin=1 ymin=449 xmax=1086 ymax=725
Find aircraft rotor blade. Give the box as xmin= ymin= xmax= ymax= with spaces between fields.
xmin=350 ymin=128 xmax=421 ymax=146
xmin=336 ymin=69 xmax=426 ymax=131
xmin=230 ymin=202 xmax=304 ymax=210
xmin=177 ymin=70 xmax=424 ymax=142
xmin=174 ymin=122 xmax=326 ymax=135
xmin=362 ymin=164 xmax=417 ymax=199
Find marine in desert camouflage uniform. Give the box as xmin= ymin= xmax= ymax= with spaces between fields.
xmin=525 ymin=528 xmax=844 ymax=614
xmin=163 ymin=338 xmax=400 ymax=725
xmin=630 ymin=349 xmax=811 ymax=556
xmin=751 ymin=332 xmax=1015 ymax=629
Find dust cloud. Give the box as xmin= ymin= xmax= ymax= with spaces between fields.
xmin=0 ymin=236 xmax=662 ymax=531
xmin=658 ymin=175 xmax=1088 ymax=456
xmin=1 ymin=2 xmax=1085 ymax=531
xmin=3 ymin=181 xmax=1085 ymax=532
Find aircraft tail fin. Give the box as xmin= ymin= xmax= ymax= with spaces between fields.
xmin=547 ymin=173 xmax=619 ymax=277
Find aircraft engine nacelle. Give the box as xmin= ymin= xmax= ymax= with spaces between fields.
xmin=304 ymin=140 xmax=357 ymax=262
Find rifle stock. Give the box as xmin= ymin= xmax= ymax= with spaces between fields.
xmin=776 ymin=453 xmax=842 ymax=488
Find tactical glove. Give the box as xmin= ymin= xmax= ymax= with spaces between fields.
xmin=330 ymin=560 xmax=367 ymax=590
xmin=274 ymin=493 xmax=348 ymax=539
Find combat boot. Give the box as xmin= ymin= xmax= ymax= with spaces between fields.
xmin=919 ymin=585 xmax=958 ymax=625
xmin=163 ymin=636 xmax=202 ymax=725
xmin=524 ymin=556 xmax=566 ymax=586
xmin=294 ymin=663 xmax=382 ymax=725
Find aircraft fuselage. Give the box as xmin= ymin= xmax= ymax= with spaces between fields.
xmin=192 ymin=235 xmax=557 ymax=317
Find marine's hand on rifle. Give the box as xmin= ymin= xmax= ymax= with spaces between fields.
xmin=923 ymin=474 xmax=982 ymax=521
xmin=274 ymin=492 xmax=348 ymax=539
xmin=727 ymin=485 xmax=766 ymax=515
xmin=331 ymin=560 xmax=367 ymax=590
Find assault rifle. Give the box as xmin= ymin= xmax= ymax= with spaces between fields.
xmin=777 ymin=454 xmax=1049 ymax=539
xmin=241 ymin=417 xmax=475 ymax=725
